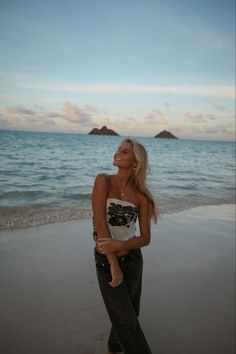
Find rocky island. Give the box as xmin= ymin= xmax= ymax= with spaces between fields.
xmin=155 ymin=130 xmax=178 ymax=139
xmin=88 ymin=126 xmax=119 ymax=136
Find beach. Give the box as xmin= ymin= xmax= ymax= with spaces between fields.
xmin=0 ymin=204 xmax=235 ymax=354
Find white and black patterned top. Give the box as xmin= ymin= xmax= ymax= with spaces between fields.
xmin=106 ymin=198 xmax=138 ymax=241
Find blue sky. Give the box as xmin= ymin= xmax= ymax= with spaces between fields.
xmin=0 ymin=0 xmax=235 ymax=140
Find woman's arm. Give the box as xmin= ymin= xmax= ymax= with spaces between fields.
xmin=92 ymin=174 xmax=123 ymax=287
xmin=92 ymin=174 xmax=112 ymax=239
xmin=97 ymin=194 xmax=151 ymax=254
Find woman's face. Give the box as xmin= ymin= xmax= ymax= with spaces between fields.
xmin=113 ymin=142 xmax=136 ymax=169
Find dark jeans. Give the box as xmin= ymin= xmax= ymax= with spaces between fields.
xmin=95 ymin=248 xmax=152 ymax=354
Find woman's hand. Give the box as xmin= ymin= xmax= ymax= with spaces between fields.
xmin=96 ymin=238 xmax=123 ymax=287
xmin=97 ymin=238 xmax=121 ymax=254
xmin=109 ymin=262 xmax=123 ymax=288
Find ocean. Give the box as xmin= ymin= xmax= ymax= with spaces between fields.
xmin=0 ymin=130 xmax=235 ymax=230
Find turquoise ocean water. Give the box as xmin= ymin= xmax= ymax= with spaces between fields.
xmin=0 ymin=130 xmax=235 ymax=229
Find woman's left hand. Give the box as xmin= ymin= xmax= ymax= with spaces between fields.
xmin=96 ymin=238 xmax=121 ymax=254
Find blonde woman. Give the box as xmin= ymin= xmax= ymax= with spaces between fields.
xmin=92 ymin=139 xmax=157 ymax=354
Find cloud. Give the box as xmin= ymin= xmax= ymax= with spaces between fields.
xmin=16 ymin=81 xmax=235 ymax=99
xmin=63 ymin=102 xmax=97 ymax=126
xmin=0 ymin=102 xmax=98 ymax=132
xmin=183 ymin=109 xmax=235 ymax=140
xmin=144 ymin=109 xmax=167 ymax=125
xmin=6 ymin=106 xmax=35 ymax=115
xmin=201 ymin=124 xmax=233 ymax=135
xmin=206 ymin=114 xmax=217 ymax=121
xmin=45 ymin=101 xmax=98 ymax=125
xmin=185 ymin=112 xmax=205 ymax=122
xmin=185 ymin=112 xmax=219 ymax=123
xmin=207 ymin=99 xmax=227 ymax=111
xmin=45 ymin=111 xmax=64 ymax=118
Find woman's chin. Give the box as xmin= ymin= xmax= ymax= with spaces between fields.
xmin=113 ymin=160 xmax=120 ymax=167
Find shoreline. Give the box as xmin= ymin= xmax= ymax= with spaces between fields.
xmin=0 ymin=200 xmax=235 ymax=231
xmin=0 ymin=204 xmax=235 ymax=354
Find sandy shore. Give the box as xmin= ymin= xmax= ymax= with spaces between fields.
xmin=0 ymin=204 xmax=235 ymax=354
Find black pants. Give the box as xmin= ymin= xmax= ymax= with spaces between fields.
xmin=95 ymin=248 xmax=152 ymax=354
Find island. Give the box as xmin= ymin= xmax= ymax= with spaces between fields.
xmin=88 ymin=126 xmax=119 ymax=136
xmin=155 ymin=130 xmax=178 ymax=139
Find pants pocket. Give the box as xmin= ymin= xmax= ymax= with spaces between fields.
xmin=95 ymin=250 xmax=110 ymax=271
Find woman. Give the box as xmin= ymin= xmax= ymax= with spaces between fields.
xmin=92 ymin=138 xmax=158 ymax=354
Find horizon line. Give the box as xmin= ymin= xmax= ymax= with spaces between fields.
xmin=0 ymin=128 xmax=235 ymax=143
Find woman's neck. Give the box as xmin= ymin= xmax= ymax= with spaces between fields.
xmin=115 ymin=169 xmax=133 ymax=196
xmin=116 ymin=169 xmax=131 ymax=184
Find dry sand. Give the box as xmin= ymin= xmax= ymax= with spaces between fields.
xmin=0 ymin=204 xmax=235 ymax=354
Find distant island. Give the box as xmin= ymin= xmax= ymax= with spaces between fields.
xmin=88 ymin=126 xmax=119 ymax=136
xmin=155 ymin=130 xmax=178 ymax=139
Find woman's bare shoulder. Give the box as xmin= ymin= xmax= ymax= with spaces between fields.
xmin=137 ymin=192 xmax=149 ymax=207
xmin=95 ymin=173 xmax=114 ymax=180
xmin=95 ymin=173 xmax=108 ymax=179
xmin=94 ymin=173 xmax=108 ymax=185
xmin=94 ymin=173 xmax=115 ymax=186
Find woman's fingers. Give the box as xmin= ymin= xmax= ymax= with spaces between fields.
xmin=109 ymin=264 xmax=123 ymax=288
xmin=97 ymin=239 xmax=108 ymax=253
xmin=109 ymin=278 xmax=123 ymax=288
xmin=97 ymin=238 xmax=120 ymax=254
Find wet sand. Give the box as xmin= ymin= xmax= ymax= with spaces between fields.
xmin=0 ymin=204 xmax=235 ymax=354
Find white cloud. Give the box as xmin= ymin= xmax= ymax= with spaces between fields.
xmin=207 ymin=99 xmax=227 ymax=111
xmin=185 ymin=112 xmax=219 ymax=123
xmin=0 ymin=102 xmax=97 ymax=132
xmin=6 ymin=106 xmax=35 ymax=115
xmin=144 ymin=109 xmax=167 ymax=125
xmin=62 ymin=101 xmax=97 ymax=126
xmin=15 ymin=82 xmax=235 ymax=99
xmin=185 ymin=112 xmax=207 ymax=123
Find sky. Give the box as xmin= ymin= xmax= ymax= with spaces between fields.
xmin=0 ymin=0 xmax=235 ymax=140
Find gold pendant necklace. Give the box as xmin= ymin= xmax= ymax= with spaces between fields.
xmin=119 ymin=184 xmax=126 ymax=197
xmin=116 ymin=178 xmax=127 ymax=197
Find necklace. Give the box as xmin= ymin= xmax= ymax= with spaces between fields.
xmin=116 ymin=178 xmax=128 ymax=197
xmin=120 ymin=188 xmax=126 ymax=197
xmin=118 ymin=183 xmax=126 ymax=197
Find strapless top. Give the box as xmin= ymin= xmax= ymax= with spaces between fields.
xmin=106 ymin=198 xmax=139 ymax=241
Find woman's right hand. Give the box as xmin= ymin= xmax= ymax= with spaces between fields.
xmin=109 ymin=262 xmax=123 ymax=288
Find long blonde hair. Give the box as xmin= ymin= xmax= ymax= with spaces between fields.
xmin=123 ymin=138 xmax=159 ymax=223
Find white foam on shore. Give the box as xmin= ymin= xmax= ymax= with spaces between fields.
xmin=0 ymin=198 xmax=234 ymax=230
xmin=169 ymin=203 xmax=235 ymax=220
